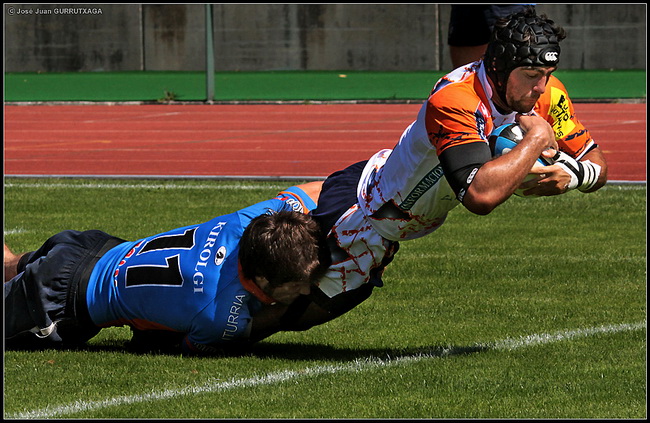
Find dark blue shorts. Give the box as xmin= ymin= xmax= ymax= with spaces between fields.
xmin=5 ymin=229 xmax=124 ymax=348
xmin=311 ymin=160 xmax=367 ymax=231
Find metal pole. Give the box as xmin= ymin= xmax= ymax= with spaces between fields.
xmin=205 ymin=4 xmax=215 ymax=102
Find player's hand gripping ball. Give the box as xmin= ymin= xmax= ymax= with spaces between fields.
xmin=488 ymin=123 xmax=553 ymax=197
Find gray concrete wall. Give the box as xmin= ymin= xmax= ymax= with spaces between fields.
xmin=5 ymin=4 xmax=143 ymax=72
xmin=4 ymin=4 xmax=646 ymax=73
xmin=534 ymin=4 xmax=647 ymax=70
xmin=210 ymin=4 xmax=442 ymax=71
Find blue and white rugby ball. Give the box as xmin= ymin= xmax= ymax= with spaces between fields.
xmin=488 ymin=123 xmax=553 ymax=197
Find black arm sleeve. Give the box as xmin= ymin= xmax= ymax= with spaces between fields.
xmin=438 ymin=142 xmax=492 ymax=201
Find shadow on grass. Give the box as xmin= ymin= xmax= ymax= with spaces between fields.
xmin=249 ymin=341 xmax=490 ymax=362
xmin=6 ymin=333 xmax=491 ymax=364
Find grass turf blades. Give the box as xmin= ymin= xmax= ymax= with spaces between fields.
xmin=3 ymin=179 xmax=646 ymax=419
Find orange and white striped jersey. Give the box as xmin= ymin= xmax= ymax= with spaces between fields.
xmin=427 ymin=61 xmax=596 ymax=158
xmin=316 ymin=61 xmax=597 ymax=298
xmin=357 ymin=61 xmax=597 ymax=242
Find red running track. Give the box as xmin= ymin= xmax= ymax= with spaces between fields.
xmin=3 ymin=103 xmax=646 ymax=182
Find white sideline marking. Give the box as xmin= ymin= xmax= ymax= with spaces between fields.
xmin=5 ymin=180 xmax=643 ymax=191
xmin=7 ymin=321 xmax=645 ymax=419
xmin=4 ymin=181 xmax=288 ymax=191
xmin=3 ymin=182 xmax=288 ymax=237
xmin=3 ymin=228 xmax=27 ymax=236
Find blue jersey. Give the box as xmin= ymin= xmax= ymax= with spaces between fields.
xmin=85 ymin=187 xmax=316 ymax=352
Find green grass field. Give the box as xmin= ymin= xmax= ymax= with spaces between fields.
xmin=3 ymin=178 xmax=646 ymax=419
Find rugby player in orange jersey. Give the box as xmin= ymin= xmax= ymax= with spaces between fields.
xmin=248 ymin=6 xmax=608 ymax=342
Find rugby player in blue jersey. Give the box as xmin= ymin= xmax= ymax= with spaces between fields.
xmin=4 ymin=182 xmax=328 ymax=355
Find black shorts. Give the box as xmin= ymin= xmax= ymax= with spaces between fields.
xmin=448 ymin=5 xmax=532 ymax=46
xmin=4 ymin=229 xmax=124 ymax=348
xmin=311 ymin=160 xmax=367 ymax=231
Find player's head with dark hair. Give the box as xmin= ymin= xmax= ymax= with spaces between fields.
xmin=484 ymin=6 xmax=566 ymax=106
xmin=239 ymin=211 xmax=329 ymax=289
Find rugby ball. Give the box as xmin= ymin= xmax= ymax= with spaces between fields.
xmin=488 ymin=123 xmax=552 ymax=197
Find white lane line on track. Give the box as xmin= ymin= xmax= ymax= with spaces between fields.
xmin=4 ymin=181 xmax=289 ymax=191
xmin=6 ymin=320 xmax=645 ymax=419
xmin=5 ymin=179 xmax=644 ymax=191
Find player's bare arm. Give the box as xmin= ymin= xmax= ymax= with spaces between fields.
xmin=462 ymin=115 xmax=556 ymax=214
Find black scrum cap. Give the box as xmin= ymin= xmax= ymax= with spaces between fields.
xmin=484 ymin=10 xmax=562 ymax=104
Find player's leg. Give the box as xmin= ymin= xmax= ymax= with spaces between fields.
xmin=294 ymin=180 xmax=324 ymax=205
xmin=4 ymin=244 xmax=34 ymax=282
xmin=4 ymin=244 xmax=29 ymax=282
xmin=5 ymin=235 xmax=72 ymax=344
xmin=249 ymin=283 xmax=374 ymax=343
xmin=296 ymin=283 xmax=375 ymax=329
xmin=5 ymin=230 xmax=115 ymax=348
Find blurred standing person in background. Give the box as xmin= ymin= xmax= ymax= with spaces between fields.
xmin=448 ymin=4 xmax=535 ymax=69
